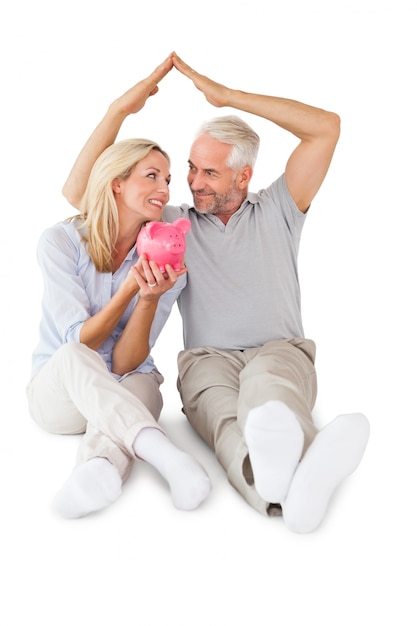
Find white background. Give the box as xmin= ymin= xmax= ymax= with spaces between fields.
xmin=1 ymin=1 xmax=416 ymax=624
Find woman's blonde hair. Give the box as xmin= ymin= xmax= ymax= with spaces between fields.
xmin=74 ymin=138 xmax=170 ymax=273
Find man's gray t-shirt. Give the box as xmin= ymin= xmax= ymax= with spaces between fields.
xmin=163 ymin=174 xmax=306 ymax=351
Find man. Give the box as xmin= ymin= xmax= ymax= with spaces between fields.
xmin=63 ymin=52 xmax=370 ymax=532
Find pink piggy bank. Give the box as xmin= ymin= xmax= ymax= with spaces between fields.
xmin=136 ymin=218 xmax=191 ymax=272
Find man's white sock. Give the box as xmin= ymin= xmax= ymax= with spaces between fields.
xmin=283 ymin=413 xmax=370 ymax=533
xmin=244 ymin=400 xmax=304 ymax=503
xmin=53 ymin=457 xmax=122 ymax=519
xmin=133 ymin=428 xmax=211 ymax=511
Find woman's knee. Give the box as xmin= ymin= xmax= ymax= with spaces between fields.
xmin=54 ymin=342 xmax=98 ymax=364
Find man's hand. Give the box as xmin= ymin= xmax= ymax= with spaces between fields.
xmin=171 ymin=52 xmax=231 ymax=108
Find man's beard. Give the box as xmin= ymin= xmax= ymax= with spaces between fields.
xmin=192 ymin=185 xmax=244 ymax=217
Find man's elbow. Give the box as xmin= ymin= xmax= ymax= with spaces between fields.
xmin=327 ymin=111 xmax=341 ymax=145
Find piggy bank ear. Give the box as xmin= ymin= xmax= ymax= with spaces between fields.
xmin=173 ymin=218 xmax=191 ymax=235
xmin=146 ymin=221 xmax=165 ymax=237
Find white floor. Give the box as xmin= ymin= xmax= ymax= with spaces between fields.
xmin=3 ymin=303 xmax=415 ymax=625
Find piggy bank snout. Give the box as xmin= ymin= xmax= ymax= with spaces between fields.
xmin=163 ymin=234 xmax=185 ymax=248
xmin=166 ymin=237 xmax=185 ymax=248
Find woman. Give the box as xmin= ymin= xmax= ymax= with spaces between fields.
xmin=26 ymin=138 xmax=211 ymax=518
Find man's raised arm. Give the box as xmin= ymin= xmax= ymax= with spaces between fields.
xmin=172 ymin=52 xmax=340 ymax=213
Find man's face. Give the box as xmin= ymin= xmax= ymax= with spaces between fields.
xmin=187 ymin=133 xmax=248 ymax=220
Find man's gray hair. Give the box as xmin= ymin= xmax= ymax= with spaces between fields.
xmin=196 ymin=115 xmax=260 ymax=170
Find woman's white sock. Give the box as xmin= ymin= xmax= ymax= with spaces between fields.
xmin=133 ymin=428 xmax=211 ymax=511
xmin=283 ymin=413 xmax=370 ymax=533
xmin=244 ymin=400 xmax=304 ymax=503
xmin=52 ymin=457 xmax=122 ymax=519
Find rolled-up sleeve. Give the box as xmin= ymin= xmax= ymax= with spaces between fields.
xmin=37 ymin=224 xmax=90 ymax=346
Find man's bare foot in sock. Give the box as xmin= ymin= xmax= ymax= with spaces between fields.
xmin=283 ymin=413 xmax=370 ymax=533
xmin=245 ymin=401 xmax=304 ymax=503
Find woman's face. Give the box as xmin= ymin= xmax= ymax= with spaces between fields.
xmin=113 ymin=150 xmax=171 ymax=223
